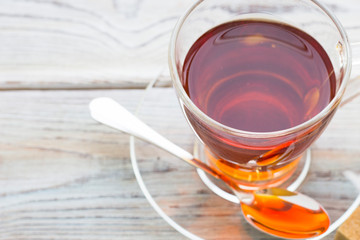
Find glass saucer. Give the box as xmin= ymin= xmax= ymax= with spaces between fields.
xmin=130 ymin=79 xmax=360 ymax=240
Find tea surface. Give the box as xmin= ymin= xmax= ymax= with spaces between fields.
xmin=182 ymin=20 xmax=335 ymax=132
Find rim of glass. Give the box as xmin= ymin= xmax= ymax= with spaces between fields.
xmin=168 ymin=0 xmax=352 ymax=138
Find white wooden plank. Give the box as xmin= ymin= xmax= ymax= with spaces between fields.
xmin=0 ymin=0 xmax=359 ymax=89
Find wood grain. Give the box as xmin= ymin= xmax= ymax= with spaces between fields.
xmin=0 ymin=89 xmax=187 ymax=239
xmin=0 ymin=0 xmax=194 ymax=90
xmin=0 ymin=0 xmax=360 ymax=239
xmin=0 ymin=0 xmax=359 ymax=89
xmin=0 ymin=87 xmax=359 ymax=239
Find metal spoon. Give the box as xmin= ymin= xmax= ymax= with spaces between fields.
xmin=89 ymin=97 xmax=330 ymax=239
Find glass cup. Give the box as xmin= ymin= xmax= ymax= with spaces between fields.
xmin=168 ymin=0 xmax=351 ymax=190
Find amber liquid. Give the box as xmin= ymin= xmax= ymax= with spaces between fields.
xmin=181 ymin=20 xmax=336 ymax=186
xmin=182 ymin=20 xmax=335 ymax=132
xmin=241 ymin=189 xmax=330 ymax=238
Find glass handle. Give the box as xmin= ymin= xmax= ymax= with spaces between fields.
xmin=341 ymin=42 xmax=360 ymax=107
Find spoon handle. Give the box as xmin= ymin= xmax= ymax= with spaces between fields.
xmin=89 ymin=97 xmax=249 ymax=194
xmin=89 ymin=97 xmax=193 ymax=160
xmin=89 ymin=98 xmax=223 ymax=176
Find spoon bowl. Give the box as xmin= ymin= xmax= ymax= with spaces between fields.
xmin=242 ymin=188 xmax=329 ymax=239
xmin=89 ymin=97 xmax=330 ymax=239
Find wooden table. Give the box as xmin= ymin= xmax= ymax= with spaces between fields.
xmin=1 ymin=0 xmax=360 ymax=239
